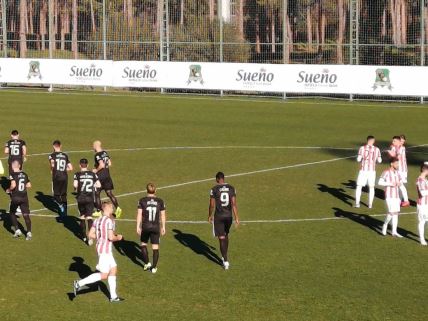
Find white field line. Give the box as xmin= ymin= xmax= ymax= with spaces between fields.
xmin=26 ymin=210 xmax=417 ymax=224
xmin=0 ymin=145 xmax=356 ymax=161
xmin=2 ymin=88 xmax=428 ymax=109
xmin=29 ymin=154 xmax=355 ymax=215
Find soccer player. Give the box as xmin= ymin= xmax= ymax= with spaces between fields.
xmin=73 ymin=159 xmax=101 ymax=245
xmin=416 ymin=163 xmax=428 ymax=245
xmin=49 ymin=140 xmax=73 ymax=219
xmin=355 ymin=135 xmax=382 ymax=208
xmin=379 ymin=157 xmax=403 ymax=238
xmin=388 ymin=135 xmax=410 ymax=207
xmin=4 ymin=130 xmax=27 ymax=174
xmin=6 ymin=160 xmax=32 ymax=240
xmin=208 ymin=172 xmax=240 ymax=270
xmin=73 ymin=201 xmax=124 ymax=303
xmin=136 ymin=183 xmax=166 ymax=274
xmin=92 ymin=141 xmax=122 ymax=218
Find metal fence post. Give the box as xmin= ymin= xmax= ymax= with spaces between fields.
xmin=48 ymin=0 xmax=54 ymax=91
xmin=421 ymin=0 xmax=425 ymax=103
xmin=219 ymin=0 xmax=224 ymax=97
xmin=160 ymin=0 xmax=164 ymax=93
xmin=166 ymin=0 xmax=170 ymax=62
xmin=103 ymin=0 xmax=107 ymax=92
xmin=1 ymin=0 xmax=6 ymax=58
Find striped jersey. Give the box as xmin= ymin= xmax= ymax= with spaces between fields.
xmin=417 ymin=177 xmax=428 ymax=206
xmin=380 ymin=169 xmax=401 ymax=199
xmin=358 ymin=144 xmax=381 ymax=171
xmin=390 ymin=145 xmax=407 ymax=172
xmin=94 ymin=215 xmax=115 ymax=255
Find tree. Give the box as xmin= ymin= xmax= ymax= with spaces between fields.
xmin=19 ymin=0 xmax=28 ymax=57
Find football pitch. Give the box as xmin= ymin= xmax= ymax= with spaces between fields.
xmin=1 ymin=91 xmax=428 ymax=321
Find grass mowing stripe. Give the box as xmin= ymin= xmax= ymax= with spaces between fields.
xmin=29 ymin=155 xmax=355 ymax=214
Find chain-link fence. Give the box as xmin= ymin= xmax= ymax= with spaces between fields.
xmin=1 ymin=1 xmax=427 ymax=98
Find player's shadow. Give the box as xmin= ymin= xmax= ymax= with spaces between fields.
xmin=333 ymin=207 xmax=419 ymax=242
xmin=1 ymin=209 xmax=25 ymax=235
xmin=0 ymin=176 xmax=10 ymax=191
xmin=67 ymin=256 xmax=110 ymax=301
xmin=114 ymin=239 xmax=144 ymax=268
xmin=317 ymin=184 xmax=356 ymax=206
xmin=173 ymin=229 xmax=222 ymax=266
xmin=62 ymin=216 xmax=84 ymax=242
xmin=342 ymin=180 xmax=385 ymax=201
xmin=34 ymin=191 xmax=59 ymax=214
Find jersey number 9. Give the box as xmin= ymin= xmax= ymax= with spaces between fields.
xmin=220 ymin=192 xmax=230 ymax=207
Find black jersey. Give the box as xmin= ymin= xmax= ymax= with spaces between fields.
xmin=9 ymin=171 xmax=30 ymax=199
xmin=138 ymin=197 xmax=166 ymax=227
xmin=5 ymin=139 xmax=26 ymax=162
xmin=73 ymin=171 xmax=98 ymax=198
xmin=210 ymin=184 xmax=236 ymax=217
xmin=49 ymin=152 xmax=70 ymax=179
xmin=94 ymin=151 xmax=111 ymax=179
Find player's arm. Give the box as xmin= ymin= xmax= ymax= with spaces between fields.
xmin=377 ymin=149 xmax=382 ymax=163
xmin=136 ymin=208 xmax=143 ymax=235
xmin=208 ymin=197 xmax=215 ymax=223
xmin=7 ymin=178 xmax=16 ymax=193
xmin=357 ymin=147 xmax=363 ymax=162
xmin=22 ymin=145 xmax=27 ymax=158
xmin=378 ymin=175 xmax=396 ymax=187
xmin=4 ymin=145 xmax=9 ymax=155
xmin=108 ymin=229 xmax=123 ymax=242
xmin=26 ymin=181 xmax=31 ymax=189
xmin=231 ymin=196 xmax=240 ymax=226
xmin=97 ymin=159 xmax=106 ymax=170
xmin=160 ymin=210 xmax=166 ymax=236
xmin=67 ymin=162 xmax=73 ymax=172
xmin=94 ymin=179 xmax=101 ymax=189
xmin=73 ymin=178 xmax=78 ymax=191
xmin=88 ymin=226 xmax=96 ymax=240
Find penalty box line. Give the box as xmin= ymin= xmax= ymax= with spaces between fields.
xmin=30 ymin=154 xmax=356 ymax=215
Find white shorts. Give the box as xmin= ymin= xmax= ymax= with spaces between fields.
xmin=96 ymin=253 xmax=117 ymax=274
xmin=418 ymin=205 xmax=428 ymax=222
xmin=399 ymin=171 xmax=407 ymax=184
xmin=386 ymin=198 xmax=401 ymax=213
xmin=357 ymin=170 xmax=376 ymax=187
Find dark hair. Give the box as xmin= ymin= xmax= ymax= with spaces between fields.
xmin=52 ymin=140 xmax=61 ymax=146
xmin=11 ymin=130 xmax=19 ymax=136
xmin=79 ymin=158 xmax=88 ymax=167
xmin=367 ymin=135 xmax=375 ymax=141
xmin=216 ymin=172 xmax=225 ymax=181
xmin=392 ymin=136 xmax=401 ymax=140
xmin=390 ymin=157 xmax=399 ymax=163
xmin=421 ymin=164 xmax=428 ymax=172
xmin=400 ymin=134 xmax=406 ymax=140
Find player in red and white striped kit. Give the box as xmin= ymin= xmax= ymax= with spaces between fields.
xmin=378 ymin=157 xmax=403 ymax=238
xmin=355 ymin=136 xmax=382 ymax=208
xmin=388 ymin=135 xmax=410 ymax=207
xmin=416 ymin=163 xmax=428 ymax=245
xmin=73 ymin=201 xmax=124 ymax=302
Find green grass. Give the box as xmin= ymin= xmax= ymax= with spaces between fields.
xmin=0 ymin=91 xmax=427 ymax=321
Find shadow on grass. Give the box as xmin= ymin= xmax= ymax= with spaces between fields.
xmin=34 ymin=191 xmax=58 ymax=214
xmin=173 ymin=229 xmax=222 ymax=266
xmin=333 ymin=207 xmax=419 ymax=242
xmin=0 ymin=176 xmax=10 ymax=192
xmin=1 ymin=209 xmax=24 ymax=235
xmin=114 ymin=239 xmax=144 ymax=268
xmin=67 ymin=256 xmax=110 ymax=301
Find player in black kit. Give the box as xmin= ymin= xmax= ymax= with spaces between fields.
xmin=208 ymin=172 xmax=240 ymax=270
xmin=49 ymin=140 xmax=73 ymax=219
xmin=4 ymin=130 xmax=27 ymax=174
xmin=6 ymin=160 xmax=32 ymax=240
xmin=92 ymin=141 xmax=122 ymax=218
xmin=73 ymin=158 xmax=101 ymax=245
xmin=136 ymin=183 xmax=166 ymax=274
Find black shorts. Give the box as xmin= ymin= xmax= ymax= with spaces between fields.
xmin=140 ymin=225 xmax=160 ymax=245
xmin=99 ymin=176 xmax=114 ymax=191
xmin=10 ymin=197 xmax=30 ymax=215
xmin=77 ymin=196 xmax=94 ymax=217
xmin=213 ymin=216 xmax=233 ymax=237
xmin=52 ymin=176 xmax=68 ymax=197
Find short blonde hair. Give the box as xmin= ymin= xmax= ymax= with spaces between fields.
xmin=146 ymin=183 xmax=156 ymax=194
xmin=102 ymin=200 xmax=113 ymax=210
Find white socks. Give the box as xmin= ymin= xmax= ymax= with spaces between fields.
xmin=108 ymin=276 xmax=117 ymax=299
xmin=392 ymin=215 xmax=398 ymax=235
xmin=355 ymin=186 xmax=362 ymax=205
xmin=384 ymin=214 xmax=392 ymax=226
xmin=399 ymin=185 xmax=409 ymax=202
xmin=368 ymin=187 xmax=375 ymax=207
xmin=419 ymin=221 xmax=426 ymax=243
xmin=78 ymin=273 xmax=101 ymax=287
